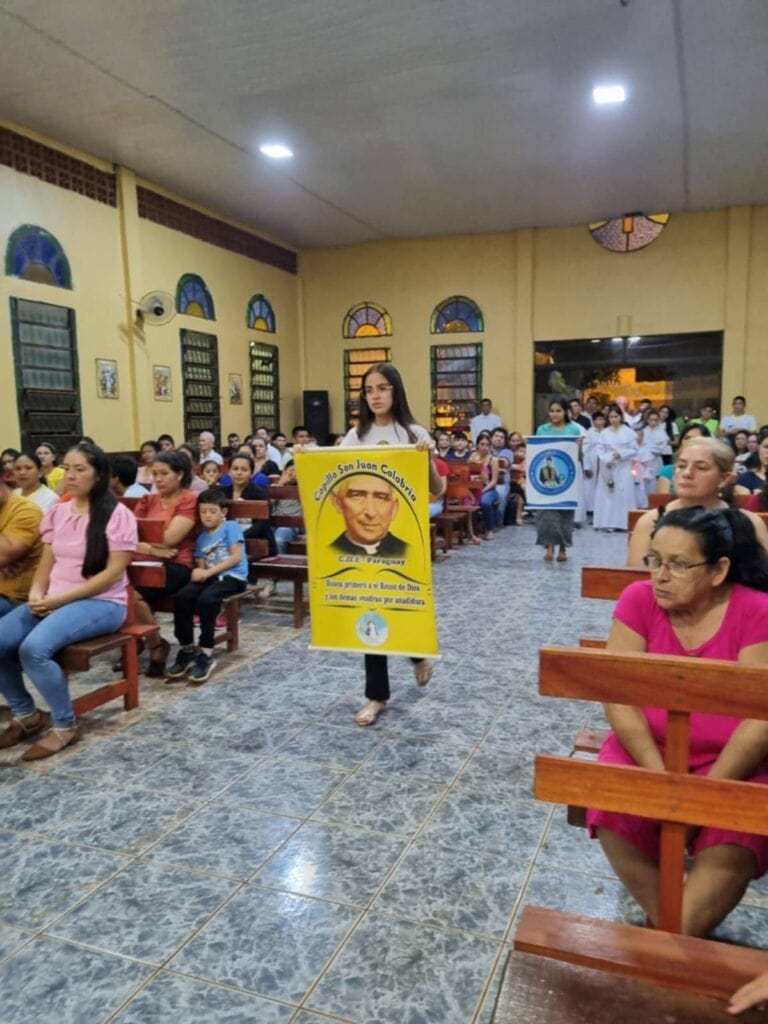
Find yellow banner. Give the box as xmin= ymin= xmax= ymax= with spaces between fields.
xmin=295 ymin=446 xmax=439 ymax=658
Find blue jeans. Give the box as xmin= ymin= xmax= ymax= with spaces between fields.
xmin=0 ymin=599 xmax=126 ymax=727
xmin=428 ymin=500 xmax=443 ymax=519
xmin=0 ymin=596 xmax=20 ymax=619
xmin=494 ymin=483 xmax=510 ymax=523
xmin=274 ymin=526 xmax=300 ymax=554
xmin=480 ymin=489 xmax=499 ymax=530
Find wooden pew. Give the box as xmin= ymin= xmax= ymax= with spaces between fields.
xmin=240 ymin=495 xmax=309 ymax=628
xmin=505 ymin=645 xmax=768 ymax=1014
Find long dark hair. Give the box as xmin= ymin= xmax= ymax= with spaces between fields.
xmin=653 ymin=506 xmax=768 ymax=591
xmin=66 ymin=443 xmax=117 ymax=578
xmin=357 ymin=363 xmax=419 ymax=443
xmin=658 ymin=405 xmax=677 ymax=443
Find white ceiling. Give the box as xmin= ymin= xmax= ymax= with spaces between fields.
xmin=1 ymin=0 xmax=767 ymax=249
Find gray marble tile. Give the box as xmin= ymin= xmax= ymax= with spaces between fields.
xmin=146 ymin=803 xmax=300 ymax=878
xmin=183 ymin=713 xmax=305 ymax=755
xmin=0 ymin=923 xmax=32 ymax=961
xmin=312 ymin=771 xmax=446 ymax=836
xmin=374 ymin=837 xmax=526 ymax=938
xmin=49 ymin=787 xmax=199 ymax=854
xmin=536 ymin=812 xmax=616 ymax=877
xmin=422 ymin=783 xmax=550 ymax=857
xmin=389 ymin=696 xmax=498 ymax=745
xmin=0 ymin=828 xmax=26 ymax=859
xmin=131 ymin=748 xmax=254 ymax=798
xmin=220 ymin=758 xmax=348 ymax=816
xmin=49 ymin=860 xmax=236 ymax=964
xmin=308 ymin=912 xmax=499 ymax=1023
xmin=0 ymin=936 xmax=150 ymax=1024
xmin=170 ymin=885 xmax=359 ymax=1001
xmin=49 ymin=733 xmax=169 ymax=784
xmin=254 ymin=821 xmax=407 ymax=906
xmin=518 ymin=865 xmax=642 ymax=928
xmin=277 ymin=724 xmax=383 ymax=770
xmin=217 ymin=684 xmax=345 ymax=721
xmin=291 ymin=1014 xmax=355 ymax=1024
xmin=363 ymin=734 xmax=473 ymax=784
xmin=473 ymin=953 xmax=509 ymax=1024
xmin=2 ymin=772 xmax=104 ymax=834
xmin=113 ymin=970 xmax=295 ymax=1023
xmin=713 ymin=900 xmax=768 ymax=950
xmin=0 ymin=836 xmax=125 ymax=929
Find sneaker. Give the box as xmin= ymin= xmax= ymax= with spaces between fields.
xmin=189 ymin=652 xmax=217 ymax=684
xmin=215 ymin=612 xmax=227 ymax=628
xmin=165 ymin=647 xmax=197 ymax=679
xmin=257 ymin=580 xmax=276 ymax=599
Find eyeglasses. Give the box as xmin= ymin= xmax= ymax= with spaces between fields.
xmin=642 ymin=554 xmax=709 ymax=577
xmin=362 ymin=385 xmax=393 ymax=396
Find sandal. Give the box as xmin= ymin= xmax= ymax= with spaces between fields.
xmin=145 ymin=639 xmax=170 ymax=678
xmin=355 ymin=700 xmax=387 ymax=727
xmin=413 ymin=661 xmax=433 ymax=687
xmin=21 ymin=725 xmax=81 ymax=761
xmin=470 ymin=537 xmax=483 ymax=546
xmin=544 ymin=546 xmax=554 ymax=562
xmin=0 ymin=709 xmax=46 ymax=749
xmin=557 ymin=550 xmax=568 ymax=562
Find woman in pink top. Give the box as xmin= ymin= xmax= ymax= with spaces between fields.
xmin=587 ymin=506 xmax=768 ymax=937
xmin=0 ymin=443 xmax=137 ymax=759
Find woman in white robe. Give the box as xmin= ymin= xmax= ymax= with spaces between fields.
xmin=593 ymin=407 xmax=639 ymax=531
xmin=640 ymin=409 xmax=673 ymax=493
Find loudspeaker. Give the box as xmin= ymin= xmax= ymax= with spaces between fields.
xmin=303 ymin=390 xmax=330 ymax=443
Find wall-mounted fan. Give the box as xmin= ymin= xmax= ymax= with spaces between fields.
xmin=136 ymin=291 xmax=175 ymax=326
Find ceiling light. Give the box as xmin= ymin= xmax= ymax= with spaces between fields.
xmin=591 ymin=339 xmax=601 ymax=344
xmin=611 ymin=336 xmax=623 ymax=343
xmin=592 ymin=85 xmax=626 ymax=105
xmin=259 ymin=143 xmax=293 ymax=159
xmin=628 ymin=335 xmax=641 ymax=342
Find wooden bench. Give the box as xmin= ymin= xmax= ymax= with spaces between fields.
xmin=247 ymin=554 xmax=308 ymax=628
xmin=505 ymin=644 xmax=768 ymax=1014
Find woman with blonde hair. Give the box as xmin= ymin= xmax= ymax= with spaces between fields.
xmin=628 ymin=436 xmax=768 ymax=565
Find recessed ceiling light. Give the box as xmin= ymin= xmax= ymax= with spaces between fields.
xmin=593 ymin=85 xmax=626 ymax=105
xmin=591 ymin=338 xmax=601 ymax=344
xmin=259 ymin=143 xmax=293 ymax=159
xmin=628 ymin=335 xmax=641 ymax=342
xmin=611 ymin=336 xmax=623 ymax=343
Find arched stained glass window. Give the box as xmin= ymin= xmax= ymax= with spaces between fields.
xmin=176 ymin=273 xmax=215 ymax=319
xmin=247 ymin=293 xmax=276 ymax=333
xmin=430 ymin=295 xmax=484 ymax=334
xmin=589 ymin=212 xmax=670 ymax=253
xmin=5 ymin=225 xmax=72 ymax=288
xmin=342 ymin=301 xmax=392 ymax=338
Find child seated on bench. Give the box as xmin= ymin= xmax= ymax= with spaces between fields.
xmin=587 ymin=506 xmax=768 ymax=937
xmin=166 ymin=489 xmax=248 ymax=684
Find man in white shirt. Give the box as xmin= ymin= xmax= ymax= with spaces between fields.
xmin=198 ymin=431 xmax=223 ymax=465
xmin=470 ymin=399 xmax=502 ymax=442
xmin=719 ymin=396 xmax=757 ymax=438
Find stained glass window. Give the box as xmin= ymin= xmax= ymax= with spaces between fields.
xmin=344 ymin=346 xmax=392 ymax=427
xmin=430 ymin=296 xmax=484 ymax=334
xmin=176 ymin=274 xmax=215 ymax=319
xmin=589 ymin=213 xmax=670 ymax=253
xmin=5 ymin=225 xmax=72 ymax=288
xmin=342 ymin=302 xmax=392 ymax=338
xmin=430 ymin=343 xmax=483 ymax=429
xmin=250 ymin=341 xmax=280 ymax=434
xmin=246 ymin=294 xmax=276 ymax=333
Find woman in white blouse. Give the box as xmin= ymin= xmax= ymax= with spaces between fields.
xmin=13 ymin=453 xmax=59 ymax=511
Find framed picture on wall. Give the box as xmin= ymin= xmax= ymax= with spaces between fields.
xmin=228 ymin=373 xmax=243 ymax=405
xmin=95 ymin=358 xmax=119 ymax=399
xmin=153 ymin=364 xmax=172 ymax=401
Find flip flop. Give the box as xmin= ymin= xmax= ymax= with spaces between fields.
xmin=355 ymin=701 xmax=387 ymax=727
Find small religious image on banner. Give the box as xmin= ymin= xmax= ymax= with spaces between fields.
xmin=295 ymin=447 xmax=439 ymax=658
xmin=525 ymin=436 xmax=581 ymax=510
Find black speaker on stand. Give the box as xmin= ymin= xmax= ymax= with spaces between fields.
xmin=303 ymin=390 xmax=330 ymax=444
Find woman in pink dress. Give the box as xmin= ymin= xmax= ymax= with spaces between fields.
xmin=587 ymin=505 xmax=768 ymax=937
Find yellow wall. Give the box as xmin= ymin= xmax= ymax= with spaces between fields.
xmin=3 ymin=121 xmax=768 ymax=448
xmin=0 ymin=125 xmax=300 ymax=451
xmin=301 ymin=207 xmax=768 ymax=432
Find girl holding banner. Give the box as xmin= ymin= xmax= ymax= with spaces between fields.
xmin=339 ymin=363 xmax=443 ymax=727
xmin=533 ymin=399 xmax=582 ymax=562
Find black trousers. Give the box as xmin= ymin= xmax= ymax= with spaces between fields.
xmin=173 ymin=574 xmax=246 ymax=649
xmin=365 ymin=654 xmax=425 ymax=701
xmin=137 ymin=561 xmax=191 ymax=603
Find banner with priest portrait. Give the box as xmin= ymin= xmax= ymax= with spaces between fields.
xmin=525 ymin=436 xmax=581 ymax=510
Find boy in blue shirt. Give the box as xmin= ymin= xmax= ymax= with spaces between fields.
xmin=167 ymin=489 xmax=248 ymax=683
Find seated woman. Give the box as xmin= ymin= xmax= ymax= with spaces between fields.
xmin=588 ymin=506 xmax=768 ymax=936
xmin=220 ymin=451 xmax=274 ymax=587
xmin=2 ymin=448 xmax=20 ymax=484
xmin=628 ymin=436 xmax=768 ymax=564
xmin=734 ymin=431 xmax=768 ymax=496
xmin=137 ymin=439 xmax=160 ymax=488
xmin=469 ymin=431 xmax=500 ymax=539
xmin=13 ymin=452 xmax=59 ymax=511
xmin=0 ymin=443 xmax=137 ymax=758
xmin=133 ymin=451 xmax=198 ymax=676
xmin=35 ymin=441 xmax=66 ymax=495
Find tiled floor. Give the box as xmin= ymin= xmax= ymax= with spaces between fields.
xmin=2 ymin=523 xmax=767 ymax=1023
